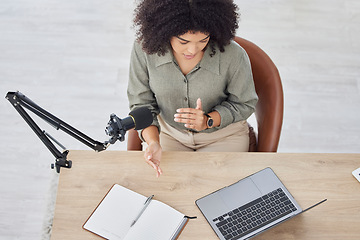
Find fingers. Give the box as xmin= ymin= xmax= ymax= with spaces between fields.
xmin=176 ymin=98 xmax=203 ymax=114
xmin=196 ymin=98 xmax=202 ymax=110
xmin=174 ymin=109 xmax=205 ymax=131
xmin=176 ymin=108 xmax=200 ymax=114
xmin=146 ymin=156 xmax=162 ymax=177
xmin=174 ymin=115 xmax=205 ymax=130
xmin=144 ymin=147 xmax=163 ymax=177
xmin=145 ymin=156 xmax=162 ymax=177
xmin=174 ymin=98 xmax=206 ymax=131
xmin=174 ymin=113 xmax=198 ymax=120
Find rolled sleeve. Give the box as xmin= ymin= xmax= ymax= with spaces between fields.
xmin=127 ymin=41 xmax=161 ymax=141
xmin=212 ymin=43 xmax=258 ymax=129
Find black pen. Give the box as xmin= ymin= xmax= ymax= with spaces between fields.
xmin=130 ymin=195 xmax=154 ymax=227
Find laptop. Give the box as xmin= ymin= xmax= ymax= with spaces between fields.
xmin=196 ymin=167 xmax=327 ymax=240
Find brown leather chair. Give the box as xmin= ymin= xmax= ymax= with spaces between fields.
xmin=127 ymin=36 xmax=283 ymax=152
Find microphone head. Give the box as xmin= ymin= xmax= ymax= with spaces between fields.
xmin=129 ymin=107 xmax=153 ymax=130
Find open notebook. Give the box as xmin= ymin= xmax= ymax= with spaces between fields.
xmin=83 ymin=184 xmax=189 ymax=240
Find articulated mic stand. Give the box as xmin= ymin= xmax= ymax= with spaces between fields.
xmin=6 ymin=91 xmax=129 ymax=173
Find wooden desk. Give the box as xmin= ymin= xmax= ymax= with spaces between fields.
xmin=51 ymin=151 xmax=360 ymax=239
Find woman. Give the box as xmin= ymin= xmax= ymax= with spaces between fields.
xmin=127 ymin=0 xmax=258 ymax=177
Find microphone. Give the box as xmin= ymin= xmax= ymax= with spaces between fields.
xmin=105 ymin=107 xmax=153 ymax=143
xmin=126 ymin=107 xmax=154 ymax=130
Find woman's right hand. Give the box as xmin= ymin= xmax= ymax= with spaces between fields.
xmin=144 ymin=141 xmax=163 ymax=177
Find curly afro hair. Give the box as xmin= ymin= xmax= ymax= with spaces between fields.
xmin=133 ymin=0 xmax=239 ymax=56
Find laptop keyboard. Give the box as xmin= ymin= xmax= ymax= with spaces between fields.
xmin=212 ymin=188 xmax=297 ymax=240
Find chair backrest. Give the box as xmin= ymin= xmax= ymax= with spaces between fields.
xmin=127 ymin=37 xmax=283 ymax=152
xmin=233 ymin=36 xmax=283 ymax=152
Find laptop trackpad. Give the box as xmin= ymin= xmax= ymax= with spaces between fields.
xmin=219 ymin=178 xmax=262 ymax=210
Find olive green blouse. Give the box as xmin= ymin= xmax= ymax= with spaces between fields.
xmin=127 ymin=40 xmax=258 ymax=136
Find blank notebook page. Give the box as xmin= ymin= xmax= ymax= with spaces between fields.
xmin=83 ymin=185 xmax=147 ymax=240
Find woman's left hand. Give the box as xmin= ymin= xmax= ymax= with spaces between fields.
xmin=174 ymin=98 xmax=207 ymax=131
